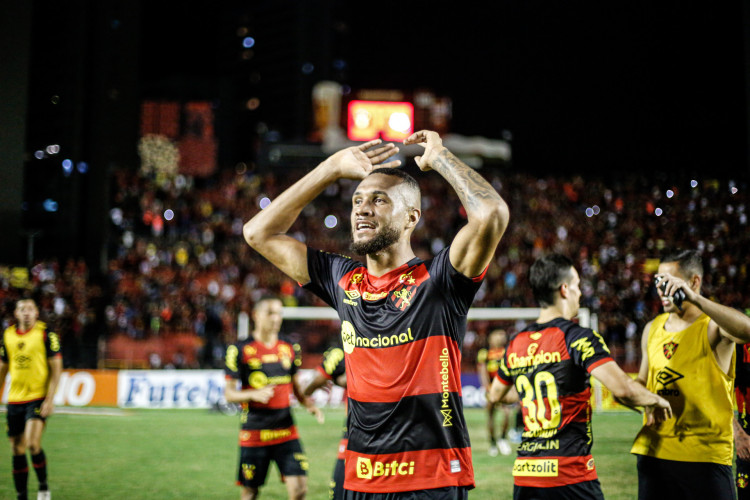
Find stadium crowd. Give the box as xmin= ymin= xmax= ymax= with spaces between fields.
xmin=1 ymin=162 xmax=747 ymax=372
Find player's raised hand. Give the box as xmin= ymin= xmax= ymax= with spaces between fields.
xmin=655 ymin=272 xmax=697 ymax=303
xmin=403 ymin=130 xmax=446 ymax=171
xmin=324 ymin=139 xmax=401 ymax=180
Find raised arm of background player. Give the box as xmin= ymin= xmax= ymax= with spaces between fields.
xmin=243 ymin=139 xmax=401 ymax=284
xmin=488 ymin=360 xmax=672 ymax=425
xmin=404 ymin=130 xmax=509 ymax=278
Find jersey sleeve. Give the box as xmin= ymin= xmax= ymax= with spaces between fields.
xmin=45 ymin=329 xmax=61 ymax=358
xmin=431 ymin=246 xmax=485 ymax=315
xmin=567 ymin=325 xmax=614 ymax=373
xmin=494 ymin=353 xmax=513 ymax=386
xmin=291 ymin=342 xmax=302 ymax=376
xmin=303 ymin=248 xmax=359 ymax=308
xmin=224 ymin=343 xmax=241 ymax=380
xmin=320 ymin=347 xmax=346 ymax=380
xmin=477 ymin=348 xmax=488 ymax=365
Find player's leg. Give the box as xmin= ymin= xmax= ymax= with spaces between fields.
xmin=7 ymin=404 xmax=29 ymax=500
xmin=241 ymin=486 xmax=259 ymax=500
xmin=237 ymin=446 xmax=271 ymax=500
xmin=497 ymin=405 xmax=512 ymax=455
xmin=284 ymin=476 xmax=307 ymax=500
xmin=487 ymin=402 xmax=498 ymax=456
xmin=24 ymin=412 xmax=49 ymax=497
xmin=271 ymin=440 xmax=308 ymax=500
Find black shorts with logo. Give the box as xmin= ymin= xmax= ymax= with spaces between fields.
xmin=513 ymin=479 xmax=604 ymax=500
xmin=637 ymin=454 xmax=735 ymax=500
xmin=342 ymin=486 xmax=469 ymax=500
xmin=6 ymin=399 xmax=45 ymax=437
xmin=236 ymin=439 xmax=307 ymax=489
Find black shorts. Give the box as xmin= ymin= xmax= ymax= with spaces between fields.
xmin=736 ymin=458 xmax=750 ymax=500
xmin=330 ymin=458 xmax=345 ymax=500
xmin=513 ymin=479 xmax=604 ymax=500
xmin=636 ymin=454 xmax=735 ymax=500
xmin=342 ymin=486 xmax=469 ymax=500
xmin=6 ymin=400 xmax=45 ymax=437
xmin=236 ymin=439 xmax=307 ymax=488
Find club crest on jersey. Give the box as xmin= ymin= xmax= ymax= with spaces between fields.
xmin=392 ymin=288 xmax=413 ymax=310
xmin=662 ymin=341 xmax=678 ymax=359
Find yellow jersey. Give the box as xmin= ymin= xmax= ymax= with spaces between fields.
xmin=630 ymin=313 xmax=734 ymax=465
xmin=1 ymin=321 xmax=61 ymax=403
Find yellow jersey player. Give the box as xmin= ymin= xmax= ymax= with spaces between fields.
xmin=631 ymin=250 xmax=750 ymax=500
xmin=0 ymin=298 xmax=63 ymax=500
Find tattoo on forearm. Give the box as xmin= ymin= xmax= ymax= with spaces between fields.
xmin=431 ymin=150 xmax=502 ymax=211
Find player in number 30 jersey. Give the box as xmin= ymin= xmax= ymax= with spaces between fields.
xmin=490 ymin=254 xmax=671 ymax=499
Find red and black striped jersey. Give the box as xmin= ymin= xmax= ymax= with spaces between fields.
xmin=736 ymin=343 xmax=750 ymax=433
xmin=477 ymin=347 xmax=505 ymax=381
xmin=495 ymin=317 xmax=613 ymax=488
xmin=224 ymin=337 xmax=302 ymax=447
xmin=304 ymin=245 xmax=484 ymax=494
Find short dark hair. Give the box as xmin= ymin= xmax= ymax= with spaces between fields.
xmin=661 ymin=250 xmax=703 ymax=278
xmin=367 ymin=167 xmax=421 ymax=206
xmin=529 ymin=254 xmax=575 ymax=307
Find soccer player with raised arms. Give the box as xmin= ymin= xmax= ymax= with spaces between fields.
xmin=243 ymin=130 xmax=509 ymax=499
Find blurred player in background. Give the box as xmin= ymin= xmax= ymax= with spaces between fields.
xmin=735 ymin=343 xmax=750 ymax=499
xmin=476 ymin=329 xmax=512 ymax=456
xmin=632 ymin=250 xmax=750 ymax=500
xmin=302 ymin=345 xmax=347 ymax=500
xmin=224 ymin=296 xmax=323 ymax=500
xmin=0 ymin=298 xmax=62 ymax=500
xmin=489 ymin=254 xmax=671 ymax=499
xmin=243 ymin=130 xmax=509 ymax=498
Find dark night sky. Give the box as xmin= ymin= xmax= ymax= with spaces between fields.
xmin=138 ymin=2 xmax=749 ymax=176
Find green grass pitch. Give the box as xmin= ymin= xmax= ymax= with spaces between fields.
xmin=0 ymin=407 xmax=647 ymax=499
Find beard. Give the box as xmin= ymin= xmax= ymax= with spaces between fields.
xmin=350 ymin=225 xmax=401 ymax=256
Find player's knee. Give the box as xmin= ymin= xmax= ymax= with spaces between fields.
xmin=287 ymin=477 xmax=307 ymax=500
xmin=289 ymin=483 xmax=307 ymax=500
xmin=27 ymin=442 xmax=42 ymax=455
xmin=241 ymin=486 xmax=259 ymax=500
xmin=9 ymin=437 xmax=25 ymax=455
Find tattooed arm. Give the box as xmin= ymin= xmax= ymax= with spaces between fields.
xmin=404 ymin=130 xmax=509 ymax=278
